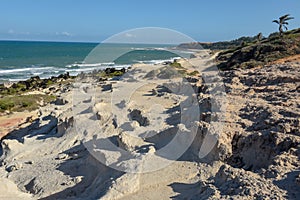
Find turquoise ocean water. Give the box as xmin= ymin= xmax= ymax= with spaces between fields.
xmin=0 ymin=41 xmax=186 ymax=82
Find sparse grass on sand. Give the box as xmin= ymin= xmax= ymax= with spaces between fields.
xmin=0 ymin=94 xmax=55 ymax=112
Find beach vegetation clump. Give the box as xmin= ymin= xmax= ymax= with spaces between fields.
xmin=187 ymin=70 xmax=200 ymax=76
xmin=107 ymin=70 xmax=124 ymax=77
xmin=0 ymin=73 xmax=73 ymax=96
xmin=95 ymin=67 xmax=126 ymax=79
xmin=170 ymin=61 xmax=183 ymax=68
xmin=0 ymin=99 xmax=14 ymax=111
xmin=169 ymin=61 xmax=188 ymax=75
xmin=0 ymin=94 xmax=55 ymax=112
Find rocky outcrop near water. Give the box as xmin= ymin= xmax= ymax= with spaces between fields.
xmin=0 ymin=73 xmax=72 ymax=95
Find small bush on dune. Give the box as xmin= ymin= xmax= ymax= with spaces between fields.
xmin=0 ymin=94 xmax=55 ymax=112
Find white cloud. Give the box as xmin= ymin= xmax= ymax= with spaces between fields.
xmin=62 ymin=31 xmax=72 ymax=36
xmin=56 ymin=31 xmax=72 ymax=37
xmin=7 ymin=30 xmax=30 ymax=35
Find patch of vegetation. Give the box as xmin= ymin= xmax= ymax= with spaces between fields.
xmin=0 ymin=83 xmax=27 ymax=95
xmin=46 ymin=79 xmax=54 ymax=86
xmin=178 ymin=35 xmax=260 ymax=50
xmin=217 ymin=28 xmax=300 ymax=70
xmin=0 ymin=100 xmax=14 ymax=111
xmin=170 ymin=61 xmax=183 ymax=69
xmin=0 ymin=94 xmax=55 ymax=112
xmin=106 ymin=70 xmax=125 ymax=78
xmin=187 ymin=70 xmax=200 ymax=76
xmin=95 ymin=68 xmax=126 ymax=79
xmin=169 ymin=61 xmax=189 ymax=76
xmin=0 ymin=73 xmax=74 ymax=96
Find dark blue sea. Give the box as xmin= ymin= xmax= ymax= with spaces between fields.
xmin=0 ymin=41 xmax=187 ymax=82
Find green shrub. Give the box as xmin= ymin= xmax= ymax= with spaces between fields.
xmin=187 ymin=70 xmax=200 ymax=76
xmin=21 ymin=101 xmax=32 ymax=107
xmin=170 ymin=61 xmax=183 ymax=68
xmin=0 ymin=94 xmax=55 ymax=112
xmin=109 ymin=71 xmax=124 ymax=77
xmin=46 ymin=80 xmax=54 ymax=86
xmin=0 ymin=100 xmax=14 ymax=111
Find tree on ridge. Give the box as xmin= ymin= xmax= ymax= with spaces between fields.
xmin=273 ymin=14 xmax=294 ymax=36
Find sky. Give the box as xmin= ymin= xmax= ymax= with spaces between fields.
xmin=0 ymin=0 xmax=300 ymax=43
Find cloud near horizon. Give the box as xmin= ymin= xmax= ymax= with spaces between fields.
xmin=0 ymin=29 xmax=77 ymax=42
xmin=55 ymin=31 xmax=72 ymax=37
xmin=7 ymin=29 xmax=31 ymax=35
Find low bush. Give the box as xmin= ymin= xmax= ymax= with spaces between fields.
xmin=0 ymin=94 xmax=55 ymax=112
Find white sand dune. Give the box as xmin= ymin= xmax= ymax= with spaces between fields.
xmin=0 ymin=54 xmax=299 ymax=199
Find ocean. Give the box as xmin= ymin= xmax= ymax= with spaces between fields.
xmin=0 ymin=41 xmax=188 ymax=83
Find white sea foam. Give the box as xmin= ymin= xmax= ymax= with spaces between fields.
xmin=66 ymin=67 xmax=99 ymax=72
xmin=137 ymin=57 xmax=182 ymax=65
xmin=66 ymin=62 xmax=115 ymax=68
xmin=0 ymin=66 xmax=54 ymax=74
xmin=0 ymin=56 xmax=182 ymax=81
xmin=130 ymin=47 xmax=169 ymax=51
xmin=7 ymin=78 xmax=28 ymax=82
xmin=114 ymin=65 xmax=131 ymax=69
xmin=31 ymin=72 xmax=43 ymax=76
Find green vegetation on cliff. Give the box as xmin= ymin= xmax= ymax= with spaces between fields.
xmin=217 ymin=28 xmax=300 ymax=70
xmin=177 ymin=35 xmax=259 ymax=50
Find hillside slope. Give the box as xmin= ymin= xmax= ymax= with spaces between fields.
xmin=217 ymin=28 xmax=300 ymax=69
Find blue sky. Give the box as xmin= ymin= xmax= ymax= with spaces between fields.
xmin=1 ymin=0 xmax=300 ymax=42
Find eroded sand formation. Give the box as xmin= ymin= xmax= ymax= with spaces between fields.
xmin=0 ymin=55 xmax=299 ymax=199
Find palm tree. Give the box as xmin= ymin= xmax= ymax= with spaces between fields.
xmin=273 ymin=14 xmax=294 ymax=36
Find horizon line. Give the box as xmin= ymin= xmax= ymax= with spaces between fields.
xmin=0 ymin=39 xmax=184 ymax=46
